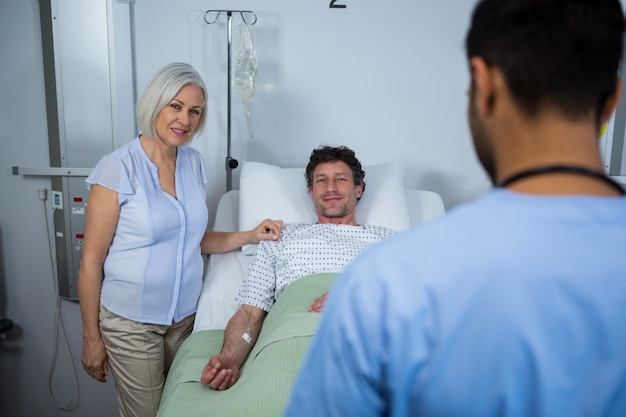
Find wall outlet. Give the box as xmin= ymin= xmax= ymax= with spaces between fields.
xmin=52 ymin=191 xmax=63 ymax=209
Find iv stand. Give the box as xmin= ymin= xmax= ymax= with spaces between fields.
xmin=204 ymin=10 xmax=257 ymax=191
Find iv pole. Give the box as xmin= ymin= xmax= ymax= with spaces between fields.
xmin=204 ymin=10 xmax=257 ymax=191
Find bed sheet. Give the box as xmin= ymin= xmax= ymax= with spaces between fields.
xmin=193 ymin=190 xmax=250 ymax=332
xmin=157 ymin=272 xmax=338 ymax=417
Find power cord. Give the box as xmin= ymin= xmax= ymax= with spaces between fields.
xmin=39 ymin=188 xmax=80 ymax=411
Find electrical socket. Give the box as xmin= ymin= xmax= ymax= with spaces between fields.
xmin=52 ymin=190 xmax=63 ymax=209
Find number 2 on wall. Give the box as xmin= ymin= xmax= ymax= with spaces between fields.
xmin=330 ymin=0 xmax=347 ymax=8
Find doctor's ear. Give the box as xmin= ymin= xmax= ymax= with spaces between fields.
xmin=469 ymin=57 xmax=496 ymax=116
xmin=600 ymin=78 xmax=623 ymax=127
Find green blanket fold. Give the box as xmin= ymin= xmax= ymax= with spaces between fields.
xmin=156 ymin=272 xmax=338 ymax=417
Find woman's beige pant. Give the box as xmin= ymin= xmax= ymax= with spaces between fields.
xmin=99 ymin=304 xmax=195 ymax=417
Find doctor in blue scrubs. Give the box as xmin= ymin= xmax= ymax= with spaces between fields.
xmin=285 ymin=1 xmax=626 ymax=416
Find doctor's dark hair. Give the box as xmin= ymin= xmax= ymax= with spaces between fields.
xmin=465 ymin=0 xmax=624 ymax=122
xmin=136 ymin=62 xmax=208 ymax=141
xmin=305 ymin=145 xmax=366 ymax=196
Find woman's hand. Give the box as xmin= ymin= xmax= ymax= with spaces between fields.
xmin=201 ymin=219 xmax=283 ymax=254
xmin=81 ymin=337 xmax=110 ymax=383
xmin=250 ymin=219 xmax=283 ymax=243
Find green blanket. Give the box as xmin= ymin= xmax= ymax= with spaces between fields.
xmin=156 ymin=272 xmax=338 ymax=417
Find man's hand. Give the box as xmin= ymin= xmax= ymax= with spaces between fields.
xmin=201 ymin=354 xmax=240 ymax=390
xmin=308 ymin=292 xmax=329 ymax=313
xmin=200 ymin=305 xmax=266 ymax=390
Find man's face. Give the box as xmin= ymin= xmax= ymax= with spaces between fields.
xmin=468 ymin=80 xmax=496 ymax=183
xmin=308 ymin=161 xmax=363 ymax=223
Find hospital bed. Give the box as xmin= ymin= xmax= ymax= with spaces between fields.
xmin=156 ymin=162 xmax=445 ymax=417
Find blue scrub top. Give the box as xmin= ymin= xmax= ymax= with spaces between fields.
xmin=286 ymin=190 xmax=626 ymax=417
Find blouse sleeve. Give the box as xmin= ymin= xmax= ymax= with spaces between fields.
xmin=187 ymin=146 xmax=209 ymax=188
xmin=85 ymin=154 xmax=135 ymax=204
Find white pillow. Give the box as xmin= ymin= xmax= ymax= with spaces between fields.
xmin=238 ymin=161 xmax=411 ymax=255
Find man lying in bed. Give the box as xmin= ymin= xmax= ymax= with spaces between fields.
xmin=200 ymin=145 xmax=397 ymax=390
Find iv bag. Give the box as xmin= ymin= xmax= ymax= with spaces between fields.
xmin=234 ymin=23 xmax=257 ymax=138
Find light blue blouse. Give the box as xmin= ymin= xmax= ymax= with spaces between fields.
xmin=86 ymin=137 xmax=209 ymax=325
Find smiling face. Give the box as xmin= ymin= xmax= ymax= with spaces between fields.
xmin=308 ymin=161 xmax=363 ymax=225
xmin=154 ymin=83 xmax=205 ymax=147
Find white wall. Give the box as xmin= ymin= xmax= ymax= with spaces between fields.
xmin=0 ymin=0 xmax=487 ymax=416
xmin=0 ymin=2 xmax=119 ymax=416
xmin=125 ymin=0 xmax=489 ymax=219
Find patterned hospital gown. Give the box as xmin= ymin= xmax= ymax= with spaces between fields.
xmin=237 ymin=223 xmax=396 ymax=312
